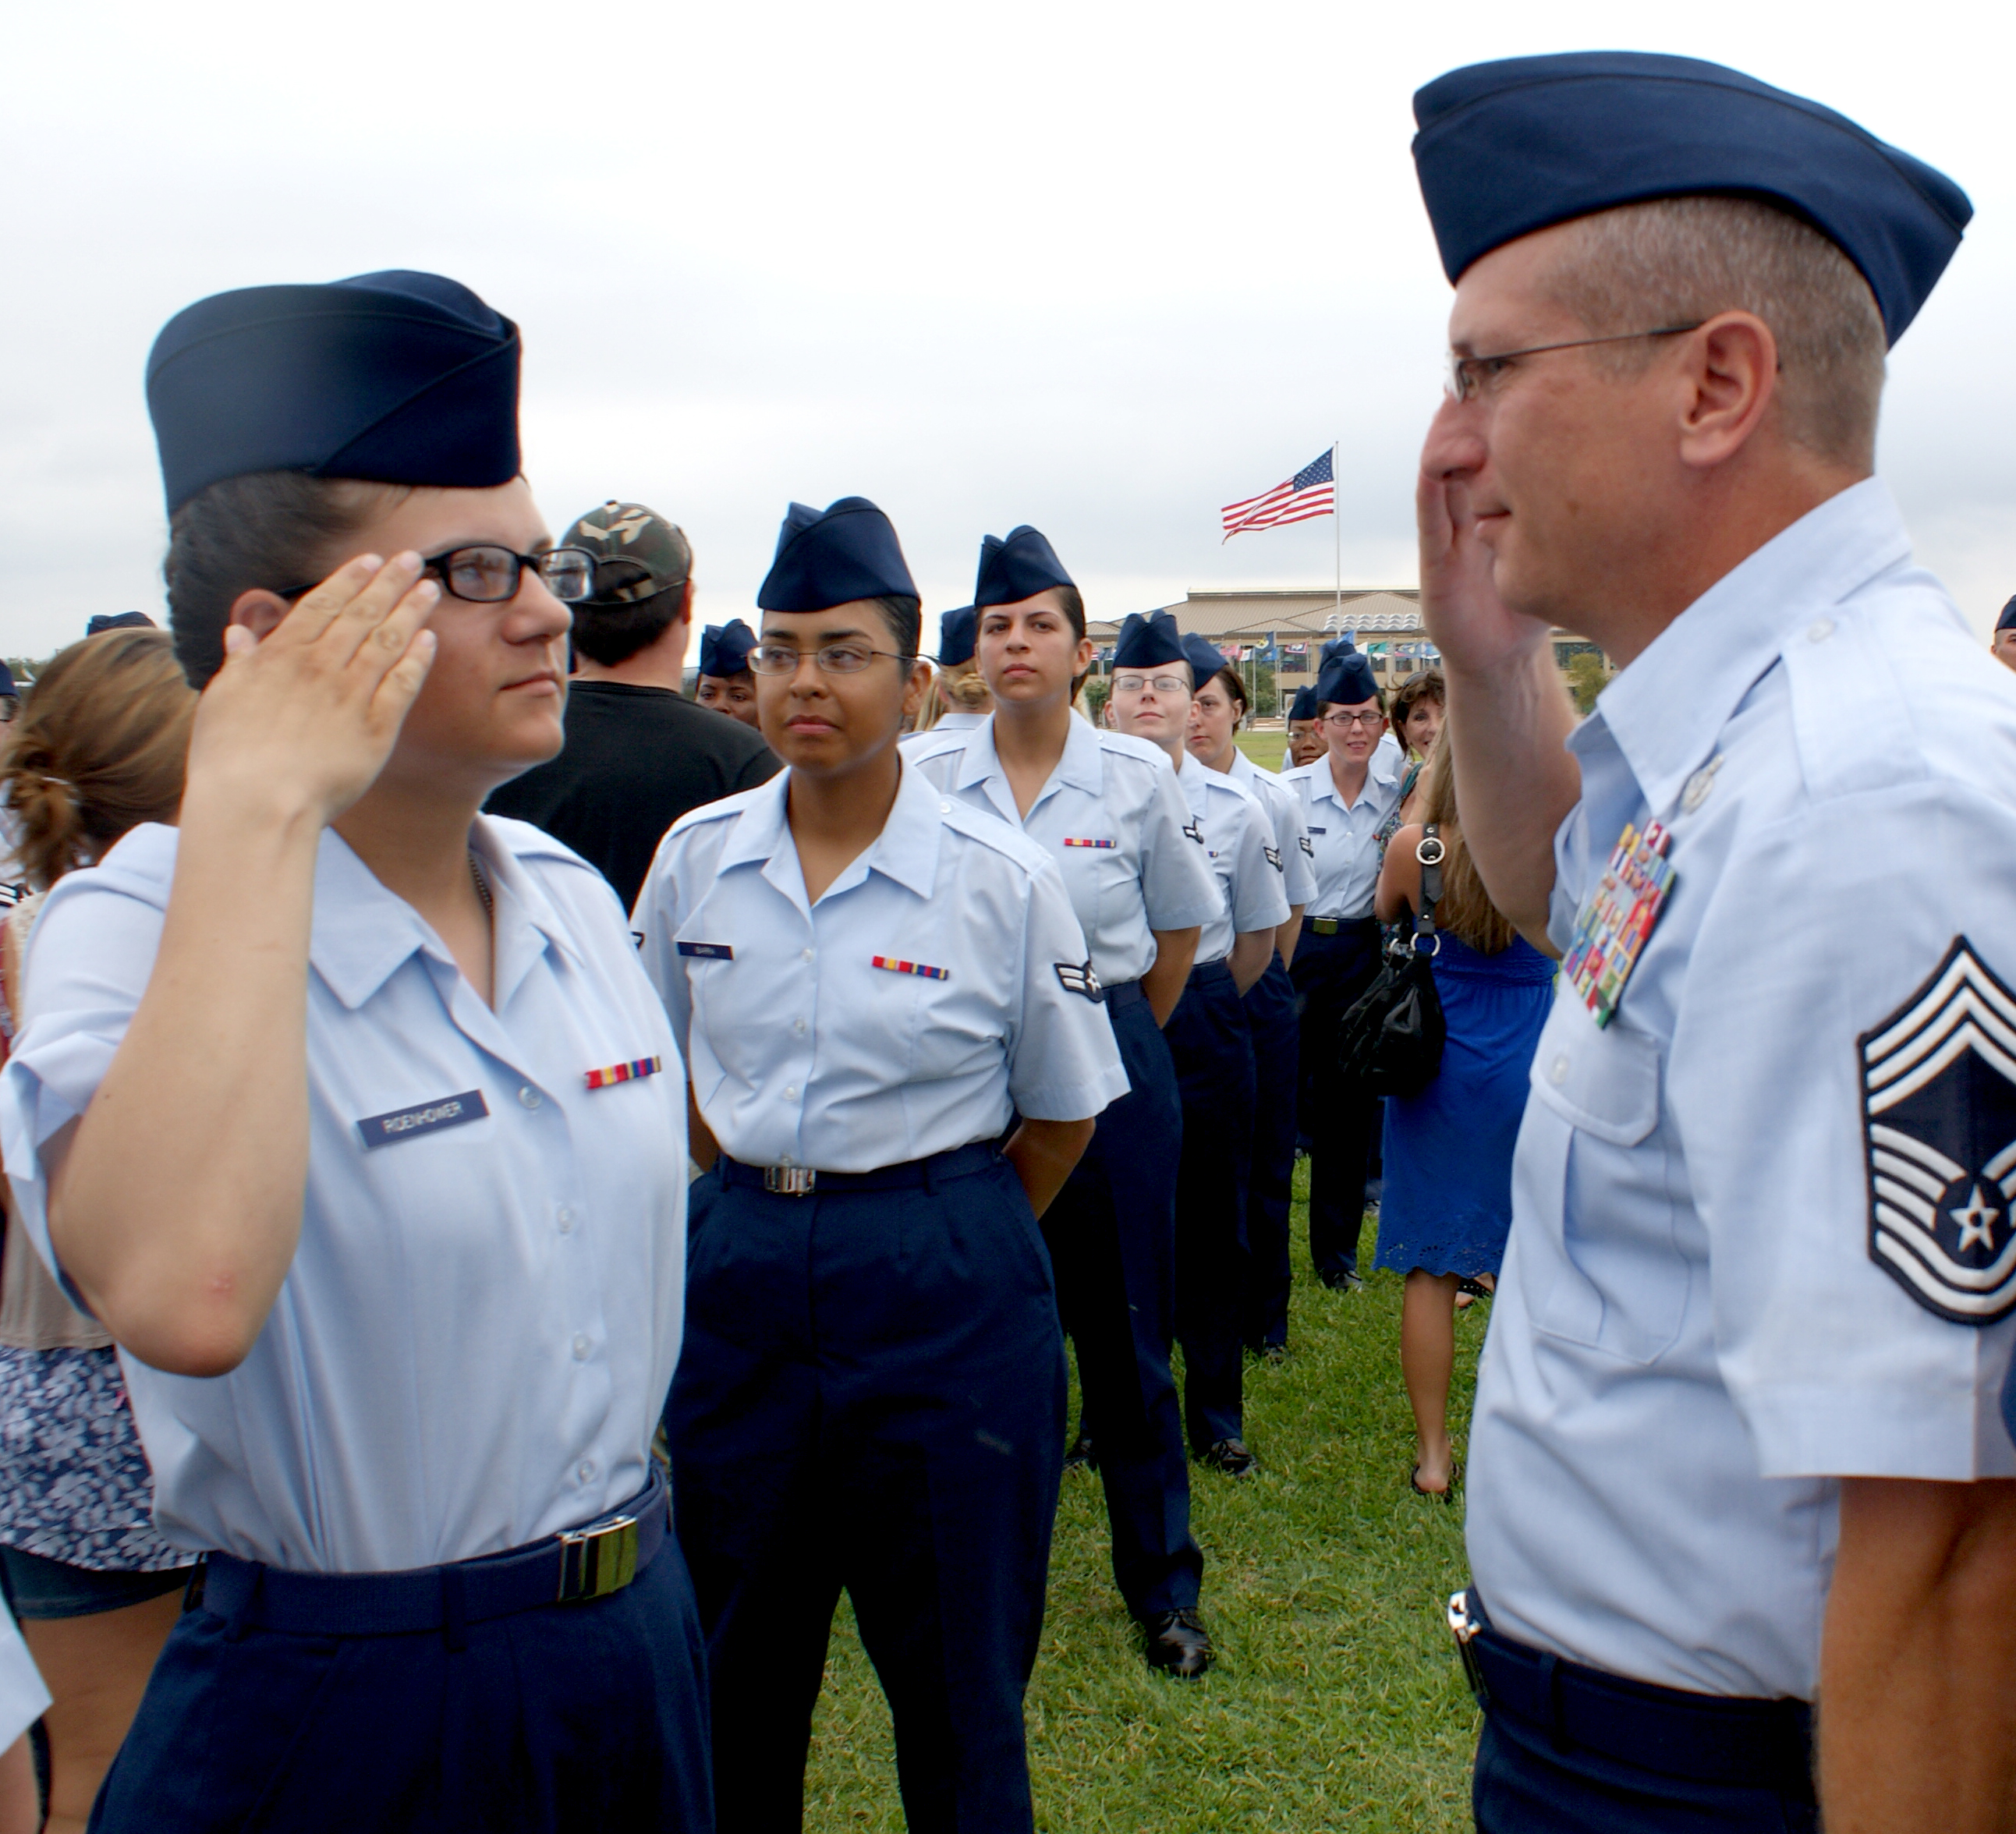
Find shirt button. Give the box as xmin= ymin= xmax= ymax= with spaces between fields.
xmin=1549 ymin=1053 xmax=1571 ymax=1086
xmin=940 ymin=802 xmax=952 ymax=814
xmin=794 ymin=1018 xmax=807 ymax=1036
xmin=784 ymin=1085 xmax=799 ymax=1102
xmin=801 ymin=947 xmax=815 ymax=962
xmin=556 ymin=1207 xmax=576 ymax=1234
xmin=577 ymin=1459 xmax=597 ymax=1484
xmin=572 ymin=1333 xmax=591 ymax=1361
xmin=518 ymin=1086 xmax=542 ymax=1110
xmin=1806 ymin=618 xmax=1836 ymax=643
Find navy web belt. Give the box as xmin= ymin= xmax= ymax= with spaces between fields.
xmin=193 ymin=1471 xmax=668 ymax=1641
xmin=1449 ymin=1589 xmax=1812 ymax=1794
xmin=721 ymin=1138 xmax=1001 ymax=1198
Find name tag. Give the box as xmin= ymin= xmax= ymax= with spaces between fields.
xmin=586 ymin=1056 xmax=663 ymax=1090
xmin=1062 ymin=837 xmax=1116 ymax=849
xmin=677 ymin=941 xmax=733 ymax=959
xmin=1307 ymin=826 xmax=1327 ymax=835
xmin=358 ymin=1090 xmax=488 ymax=1149
xmin=872 ymin=956 xmax=950 ymax=981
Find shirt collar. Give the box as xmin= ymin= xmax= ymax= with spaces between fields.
xmin=954 ymin=713 xmax=1104 ymax=802
xmin=1297 ymin=745 xmax=1398 ymax=809
xmin=715 ymin=757 xmax=944 ymax=904
xmin=306 ymin=818 xmax=582 ymax=1013
xmin=1579 ymin=477 xmax=1912 ymax=816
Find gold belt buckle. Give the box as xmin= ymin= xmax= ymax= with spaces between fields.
xmin=1311 ymin=917 xmax=1341 ymax=936
xmin=764 ymin=1165 xmax=817 ymax=1195
xmin=557 ymin=1514 xmax=639 ymax=1602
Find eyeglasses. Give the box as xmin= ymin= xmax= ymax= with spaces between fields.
xmin=746 ymin=642 xmax=914 ymax=677
xmin=1445 ymin=324 xmax=1704 ymax=403
xmin=278 ymin=545 xmax=596 ymax=605
xmin=1323 ymin=710 xmax=1387 ymax=731
xmin=1112 ymin=674 xmax=1189 ymax=696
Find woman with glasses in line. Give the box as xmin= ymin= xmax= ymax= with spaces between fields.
xmin=907 ymin=527 xmax=1224 ymax=1680
xmin=0 ymin=272 xmax=708 ymax=1833
xmin=636 ymin=501 xmax=1126 ymax=1832
xmin=1280 ymin=643 xmax=1405 ymax=1293
xmin=1107 ymin=616 xmax=1288 ymax=1480
xmin=1180 ymin=639 xmax=1316 ymax=1362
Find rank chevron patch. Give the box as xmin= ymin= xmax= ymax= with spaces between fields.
xmin=1861 ymin=936 xmax=2016 ymax=1324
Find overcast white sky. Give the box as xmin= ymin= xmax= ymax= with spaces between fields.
xmin=5 ymin=0 xmax=2012 ymax=660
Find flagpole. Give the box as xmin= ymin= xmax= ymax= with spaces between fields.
xmin=1331 ymin=438 xmax=1341 ymax=631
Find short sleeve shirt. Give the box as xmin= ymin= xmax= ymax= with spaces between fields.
xmin=905 ymin=717 xmax=1221 ymax=987
xmin=0 ymin=816 xmax=688 ymax=1574
xmin=1228 ymin=749 xmax=1318 ymax=909
xmin=1468 ymin=480 xmax=2016 ymax=1701
xmin=1174 ymin=752 xmax=1291 ymax=961
xmin=634 ymin=758 xmax=1129 ymax=1173
xmin=1279 ymin=746 xmax=1403 ymax=919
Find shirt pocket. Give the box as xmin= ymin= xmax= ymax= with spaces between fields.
xmin=1522 ymin=1000 xmax=1692 ymax=1363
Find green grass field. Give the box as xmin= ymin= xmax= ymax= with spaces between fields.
xmin=803 ymin=1166 xmax=1484 ymax=1831
xmin=1235 ymin=730 xmax=1290 ymax=774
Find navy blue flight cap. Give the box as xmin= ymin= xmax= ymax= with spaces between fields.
xmin=1288 ymin=684 xmax=1320 ymax=721
xmin=1182 ymin=634 xmax=1231 ymax=686
xmin=1112 ymin=610 xmax=1186 ymax=672
xmin=1997 ymin=596 xmax=2016 ymax=635
xmin=756 ymin=497 xmax=917 ymax=613
xmin=0 ymin=662 xmax=16 ymax=699
xmin=1411 ymin=52 xmax=1972 ymax=345
xmin=974 ymin=526 xmax=1075 ymax=610
xmin=937 ymin=607 xmax=978 ymax=667
xmin=1316 ymin=641 xmax=1379 ymax=707
xmin=699 ymin=619 xmax=756 ymax=678
xmin=147 ymin=271 xmax=523 ymax=512
xmin=86 ymin=611 xmax=156 ymax=636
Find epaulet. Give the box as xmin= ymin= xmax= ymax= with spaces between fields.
xmin=485 ymin=813 xmax=601 ymax=879
xmin=1097 ymin=731 xmax=1178 ymax=770
xmin=663 ymin=782 xmax=771 ymax=841
xmin=901 ymin=725 xmax=971 ymax=760
xmin=937 ymin=798 xmax=1055 ymax=877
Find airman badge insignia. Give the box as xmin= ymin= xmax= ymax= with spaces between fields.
xmin=1182 ymin=818 xmax=1203 ymax=846
xmin=1861 ymin=936 xmax=2016 ymax=1324
xmin=1055 ymin=960 xmax=1104 ymax=1002
xmin=1264 ymin=845 xmax=1283 ymax=871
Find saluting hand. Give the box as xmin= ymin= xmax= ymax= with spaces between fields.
xmin=185 ymin=553 xmax=439 ymax=830
xmin=1415 ymin=421 xmax=1550 ymax=680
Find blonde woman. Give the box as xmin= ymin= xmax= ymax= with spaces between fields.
xmin=1372 ymin=731 xmax=1553 ymax=1496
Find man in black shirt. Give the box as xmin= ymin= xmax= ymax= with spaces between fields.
xmin=488 ymin=501 xmax=778 ymax=912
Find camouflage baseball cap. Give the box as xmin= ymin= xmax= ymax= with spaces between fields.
xmin=563 ymin=501 xmax=693 ymax=606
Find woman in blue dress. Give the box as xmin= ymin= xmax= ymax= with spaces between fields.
xmin=1372 ymin=736 xmax=1554 ymax=1496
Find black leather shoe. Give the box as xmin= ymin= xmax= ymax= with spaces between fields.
xmin=1141 ymin=1607 xmax=1213 ymax=1678
xmin=1198 ymin=1438 xmax=1257 ymax=1478
xmin=1062 ymin=1432 xmax=1098 ymax=1473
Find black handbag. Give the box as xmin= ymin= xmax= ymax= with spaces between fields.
xmin=1335 ymin=825 xmax=1447 ymax=1099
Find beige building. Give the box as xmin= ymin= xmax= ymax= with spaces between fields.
xmin=1088 ymin=587 xmax=1606 ymax=695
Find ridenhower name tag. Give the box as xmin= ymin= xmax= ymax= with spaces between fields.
xmin=356 ymin=1090 xmax=489 ymax=1149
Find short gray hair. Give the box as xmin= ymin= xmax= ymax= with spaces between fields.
xmin=1544 ymin=196 xmax=1886 ymax=469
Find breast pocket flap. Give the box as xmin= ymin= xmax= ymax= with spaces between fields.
xmin=1528 ymin=1014 xmax=1661 ymax=1148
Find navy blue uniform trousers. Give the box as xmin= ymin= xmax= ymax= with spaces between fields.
xmin=1241 ymin=952 xmax=1300 ymax=1351
xmin=1164 ymin=958 xmax=1257 ymax=1452
xmin=670 ymin=1150 xmax=1064 ymax=1834
xmin=1476 ymin=1706 xmax=1817 ymax=1832
xmin=89 ymin=1537 xmax=710 ymax=1832
xmin=1288 ymin=921 xmax=1383 ymax=1280
xmin=1041 ymin=985 xmax=1200 ymax=1620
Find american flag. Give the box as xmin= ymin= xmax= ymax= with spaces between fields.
xmin=1221 ymin=448 xmax=1334 ymax=541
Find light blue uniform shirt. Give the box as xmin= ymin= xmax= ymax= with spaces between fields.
xmin=905 ymin=716 xmax=1221 ymax=988
xmin=900 ymin=710 xmax=987 ymax=749
xmin=1173 ymin=752 xmax=1290 ymax=964
xmin=635 ymin=759 xmax=1128 ymax=1174
xmin=1226 ymin=749 xmax=1318 ymax=912
xmin=1278 ymin=742 xmax=1402 ymax=919
xmin=0 ymin=1611 xmax=47 ymax=1751
xmin=1470 ymin=480 xmax=2016 ymax=1700
xmin=0 ymin=817 xmax=687 ymax=1574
